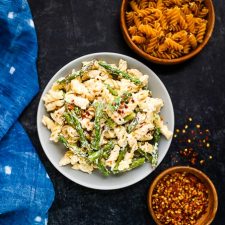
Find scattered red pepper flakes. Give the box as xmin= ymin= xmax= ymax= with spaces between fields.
xmin=172 ymin=117 xmax=213 ymax=165
xmin=200 ymin=160 xmax=205 ymax=165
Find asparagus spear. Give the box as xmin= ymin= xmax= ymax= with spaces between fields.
xmin=58 ymin=135 xmax=87 ymax=157
xmin=105 ymin=117 xmax=116 ymax=129
xmin=153 ymin=128 xmax=161 ymax=144
xmin=88 ymin=150 xmax=101 ymax=162
xmin=88 ymin=142 xmax=115 ymax=175
xmin=58 ymin=71 xmax=80 ymax=84
xmin=124 ymin=112 xmax=136 ymax=122
xmin=113 ymin=147 xmax=127 ymax=171
xmin=148 ymin=128 xmax=161 ymax=167
xmin=64 ymin=111 xmax=91 ymax=151
xmin=137 ymin=148 xmax=152 ymax=162
xmin=129 ymin=157 xmax=145 ymax=169
xmin=97 ymin=162 xmax=110 ymax=176
xmin=127 ymin=117 xmax=138 ymax=133
xmin=105 ymin=84 xmax=118 ymax=96
xmin=74 ymin=106 xmax=81 ymax=116
xmin=102 ymin=141 xmax=115 ymax=159
xmin=99 ymin=61 xmax=142 ymax=85
xmin=58 ymin=60 xmax=95 ymax=84
xmin=92 ymin=102 xmax=104 ymax=151
xmin=114 ymin=157 xmax=145 ymax=173
xmin=59 ymin=135 xmax=111 ymax=175
xmin=151 ymin=143 xmax=159 ymax=167
xmin=88 ymin=141 xmax=115 ymax=175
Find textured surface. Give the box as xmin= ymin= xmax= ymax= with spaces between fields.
xmin=0 ymin=1 xmax=54 ymax=224
xmin=23 ymin=0 xmax=225 ymax=224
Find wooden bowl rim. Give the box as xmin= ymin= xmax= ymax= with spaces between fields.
xmin=120 ymin=0 xmax=215 ymax=65
xmin=147 ymin=166 xmax=218 ymax=225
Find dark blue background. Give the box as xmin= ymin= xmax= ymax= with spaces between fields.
xmin=23 ymin=1 xmax=225 ymax=224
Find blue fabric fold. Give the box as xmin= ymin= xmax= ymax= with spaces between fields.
xmin=0 ymin=0 xmax=54 ymax=224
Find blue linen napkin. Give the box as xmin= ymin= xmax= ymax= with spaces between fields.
xmin=0 ymin=0 xmax=54 ymax=224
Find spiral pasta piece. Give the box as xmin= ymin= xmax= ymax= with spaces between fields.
xmin=156 ymin=0 xmax=164 ymax=11
xmin=148 ymin=2 xmax=157 ymax=8
xmin=181 ymin=4 xmax=192 ymax=15
xmin=153 ymin=51 xmax=172 ymax=59
xmin=165 ymin=38 xmax=183 ymax=51
xmin=189 ymin=33 xmax=198 ymax=48
xmin=130 ymin=0 xmax=139 ymax=12
xmin=139 ymin=0 xmax=149 ymax=9
xmin=186 ymin=14 xmax=196 ymax=33
xmin=199 ymin=7 xmax=209 ymax=18
xmin=167 ymin=7 xmax=180 ymax=26
xmin=179 ymin=14 xmax=188 ymax=29
xmin=158 ymin=43 xmax=168 ymax=52
xmin=138 ymin=9 xmax=152 ymax=17
xmin=133 ymin=15 xmax=142 ymax=27
xmin=147 ymin=36 xmax=158 ymax=52
xmin=170 ymin=51 xmax=183 ymax=59
xmin=126 ymin=12 xmax=135 ymax=26
xmin=138 ymin=24 xmax=157 ymax=37
xmin=128 ymin=26 xmax=138 ymax=36
xmin=132 ymin=35 xmax=146 ymax=44
xmin=196 ymin=22 xmax=207 ymax=43
xmin=189 ymin=2 xmax=199 ymax=16
xmin=183 ymin=44 xmax=191 ymax=54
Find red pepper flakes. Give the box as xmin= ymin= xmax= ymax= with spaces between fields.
xmin=67 ymin=104 xmax=74 ymax=110
xmin=173 ymin=117 xmax=213 ymax=165
xmin=152 ymin=172 xmax=209 ymax=225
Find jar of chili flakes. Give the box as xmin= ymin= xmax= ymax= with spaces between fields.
xmin=148 ymin=167 xmax=218 ymax=225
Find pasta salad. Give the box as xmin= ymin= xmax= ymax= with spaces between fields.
xmin=42 ymin=59 xmax=172 ymax=175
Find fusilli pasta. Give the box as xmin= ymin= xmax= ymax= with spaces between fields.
xmin=125 ymin=0 xmax=209 ymax=59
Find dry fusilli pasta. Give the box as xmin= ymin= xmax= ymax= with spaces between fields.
xmin=125 ymin=0 xmax=209 ymax=60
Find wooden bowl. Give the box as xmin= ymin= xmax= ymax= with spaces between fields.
xmin=120 ymin=0 xmax=215 ymax=65
xmin=148 ymin=166 xmax=218 ymax=225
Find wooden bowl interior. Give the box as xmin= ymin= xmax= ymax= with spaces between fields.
xmin=148 ymin=167 xmax=218 ymax=225
xmin=120 ymin=0 xmax=215 ymax=65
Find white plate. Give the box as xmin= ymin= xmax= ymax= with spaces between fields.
xmin=37 ymin=52 xmax=174 ymax=190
